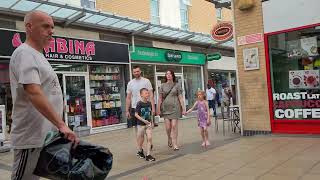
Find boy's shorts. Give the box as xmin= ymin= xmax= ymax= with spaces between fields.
xmin=137 ymin=125 xmax=152 ymax=137
xmin=11 ymin=148 xmax=42 ymax=180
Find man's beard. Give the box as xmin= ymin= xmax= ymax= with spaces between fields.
xmin=135 ymin=74 xmax=141 ymax=78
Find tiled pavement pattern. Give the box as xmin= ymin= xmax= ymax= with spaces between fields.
xmin=1 ymin=119 xmax=320 ymax=180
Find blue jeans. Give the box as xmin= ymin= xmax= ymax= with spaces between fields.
xmin=208 ymin=100 xmax=216 ymax=116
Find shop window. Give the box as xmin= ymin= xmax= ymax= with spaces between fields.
xmin=156 ymin=65 xmax=182 ymax=73
xmin=268 ymin=25 xmax=320 ymax=120
xmin=183 ymin=66 xmax=202 ymax=109
xmin=51 ymin=63 xmax=87 ymax=72
xmin=0 ymin=63 xmax=11 ymax=134
xmin=216 ymin=8 xmax=222 ymax=20
xmin=151 ymin=0 xmax=160 ymax=24
xmin=81 ymin=0 xmax=96 ymax=9
xmin=209 ymin=71 xmax=233 ymax=106
xmin=89 ymin=65 xmax=126 ymax=128
xmin=180 ymin=0 xmax=189 ymax=30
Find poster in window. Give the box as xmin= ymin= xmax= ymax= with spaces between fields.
xmin=243 ymin=47 xmax=259 ymax=70
xmin=301 ymin=37 xmax=318 ymax=56
xmin=289 ymin=70 xmax=320 ymax=89
xmin=0 ymin=105 xmax=6 ymax=141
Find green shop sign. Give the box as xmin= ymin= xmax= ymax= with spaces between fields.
xmin=207 ymin=52 xmax=222 ymax=61
xmin=130 ymin=46 xmax=205 ymax=65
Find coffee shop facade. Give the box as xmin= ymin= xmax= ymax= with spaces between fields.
xmin=233 ymin=0 xmax=320 ymax=135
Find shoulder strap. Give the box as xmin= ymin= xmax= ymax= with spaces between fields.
xmin=162 ymin=83 xmax=176 ymax=102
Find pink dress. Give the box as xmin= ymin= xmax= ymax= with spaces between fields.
xmin=197 ymin=101 xmax=208 ymax=128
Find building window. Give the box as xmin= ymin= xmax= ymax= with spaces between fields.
xmin=180 ymin=0 xmax=189 ymax=30
xmin=151 ymin=0 xmax=160 ymax=24
xmin=216 ymin=8 xmax=222 ymax=20
xmin=81 ymin=0 xmax=96 ymax=9
xmin=268 ymin=25 xmax=320 ymax=120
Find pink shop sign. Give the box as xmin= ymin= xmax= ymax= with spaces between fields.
xmin=237 ymin=33 xmax=263 ymax=46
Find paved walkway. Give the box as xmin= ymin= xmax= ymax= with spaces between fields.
xmin=1 ymin=119 xmax=320 ymax=180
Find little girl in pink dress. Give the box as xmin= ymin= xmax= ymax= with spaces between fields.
xmin=186 ymin=90 xmax=211 ymax=147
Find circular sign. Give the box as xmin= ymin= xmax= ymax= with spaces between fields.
xmin=211 ymin=22 xmax=233 ymax=42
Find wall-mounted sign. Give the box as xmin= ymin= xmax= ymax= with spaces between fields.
xmin=211 ymin=22 xmax=233 ymax=42
xmin=243 ymin=47 xmax=259 ymax=70
xmin=207 ymin=53 xmax=222 ymax=61
xmin=0 ymin=29 xmax=129 ymax=63
xmin=273 ymin=92 xmax=320 ymax=119
xmin=237 ymin=33 xmax=263 ymax=46
xmin=130 ymin=46 xmax=205 ymax=65
xmin=165 ymin=51 xmax=182 ymax=62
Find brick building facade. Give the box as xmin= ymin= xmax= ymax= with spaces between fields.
xmin=233 ymin=0 xmax=320 ymax=135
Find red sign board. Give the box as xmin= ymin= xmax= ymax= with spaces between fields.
xmin=237 ymin=33 xmax=263 ymax=46
xmin=211 ymin=22 xmax=233 ymax=42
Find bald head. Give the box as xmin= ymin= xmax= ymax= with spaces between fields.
xmin=24 ymin=10 xmax=51 ymax=25
xmin=24 ymin=10 xmax=54 ymax=51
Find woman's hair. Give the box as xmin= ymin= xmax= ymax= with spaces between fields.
xmin=197 ymin=90 xmax=206 ymax=100
xmin=165 ymin=70 xmax=176 ymax=82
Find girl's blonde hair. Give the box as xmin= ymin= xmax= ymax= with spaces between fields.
xmin=196 ymin=90 xmax=206 ymax=100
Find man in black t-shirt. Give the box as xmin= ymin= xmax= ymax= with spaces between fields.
xmin=135 ymin=88 xmax=155 ymax=161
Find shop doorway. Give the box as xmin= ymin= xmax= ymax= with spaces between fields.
xmin=57 ymin=73 xmax=91 ymax=131
xmin=155 ymin=73 xmax=186 ymax=110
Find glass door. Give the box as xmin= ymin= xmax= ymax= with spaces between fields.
xmin=63 ymin=74 xmax=90 ymax=130
xmin=155 ymin=73 xmax=186 ymax=109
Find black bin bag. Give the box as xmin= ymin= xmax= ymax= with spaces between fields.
xmin=34 ymin=132 xmax=113 ymax=180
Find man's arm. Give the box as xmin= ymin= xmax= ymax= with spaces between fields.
xmin=23 ymin=84 xmax=78 ymax=143
xmin=149 ymin=89 xmax=155 ymax=115
xmin=211 ymin=89 xmax=216 ymax=100
xmin=126 ymin=91 xmax=132 ymax=118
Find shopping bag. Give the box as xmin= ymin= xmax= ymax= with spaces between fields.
xmin=33 ymin=132 xmax=113 ymax=180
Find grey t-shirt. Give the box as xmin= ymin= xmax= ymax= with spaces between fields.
xmin=126 ymin=77 xmax=152 ymax=108
xmin=9 ymin=43 xmax=63 ymax=149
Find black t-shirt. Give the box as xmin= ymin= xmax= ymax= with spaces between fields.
xmin=135 ymin=101 xmax=152 ymax=125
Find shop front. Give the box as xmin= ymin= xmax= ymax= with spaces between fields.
xmin=130 ymin=46 xmax=205 ymax=109
xmin=207 ymin=56 xmax=238 ymax=106
xmin=265 ymin=23 xmax=320 ymax=134
xmin=0 ymin=28 xmax=130 ymax=137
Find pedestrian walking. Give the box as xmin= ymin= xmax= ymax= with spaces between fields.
xmin=186 ymin=90 xmax=211 ymax=147
xmin=206 ymin=84 xmax=217 ymax=116
xmin=9 ymin=11 xmax=79 ymax=180
xmin=135 ymin=88 xmax=156 ymax=161
xmin=157 ymin=70 xmax=185 ymax=151
xmin=222 ymin=83 xmax=232 ymax=116
xmin=126 ymin=66 xmax=155 ymax=159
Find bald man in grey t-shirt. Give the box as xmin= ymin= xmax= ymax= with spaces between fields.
xmin=10 ymin=11 xmax=78 ymax=180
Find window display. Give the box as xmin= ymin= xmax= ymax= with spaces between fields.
xmin=90 ymin=65 xmax=125 ymax=128
xmin=183 ymin=66 xmax=202 ymax=109
xmin=65 ymin=76 xmax=88 ymax=130
xmin=0 ymin=105 xmax=5 ymax=141
xmin=0 ymin=64 xmax=11 ymax=134
xmin=269 ymin=25 xmax=320 ymax=120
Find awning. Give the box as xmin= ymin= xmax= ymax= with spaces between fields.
xmin=0 ymin=0 xmax=234 ymax=49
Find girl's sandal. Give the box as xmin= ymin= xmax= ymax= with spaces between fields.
xmin=168 ymin=140 xmax=173 ymax=148
xmin=173 ymin=147 xmax=180 ymax=151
